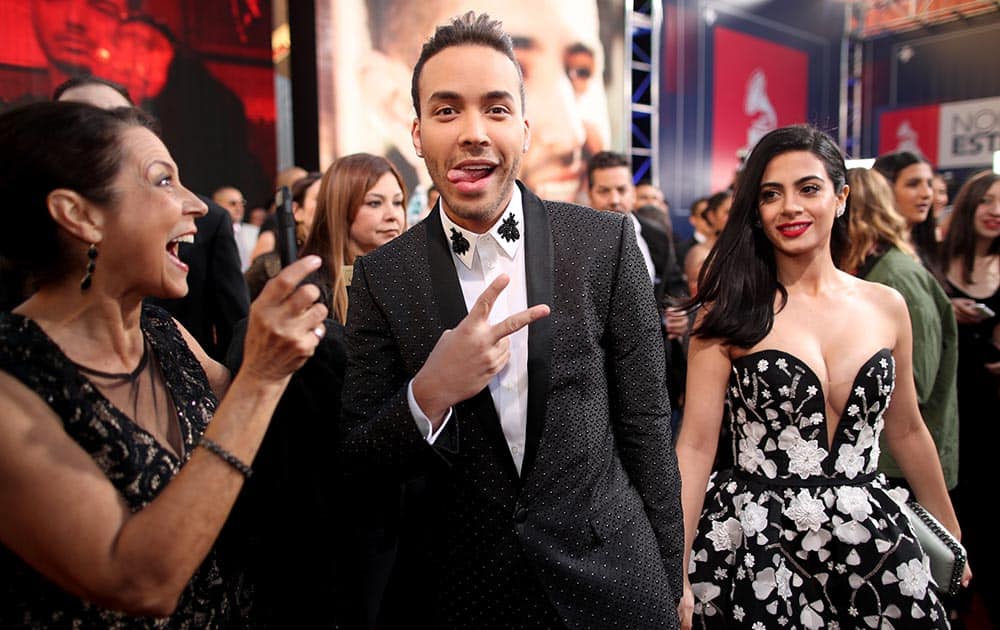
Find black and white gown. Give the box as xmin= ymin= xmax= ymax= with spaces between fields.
xmin=688 ymin=348 xmax=948 ymax=629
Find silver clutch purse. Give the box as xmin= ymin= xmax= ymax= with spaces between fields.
xmin=900 ymin=501 xmax=967 ymax=596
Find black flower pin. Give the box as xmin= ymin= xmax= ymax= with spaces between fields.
xmin=498 ymin=212 xmax=520 ymax=243
xmin=450 ymin=227 xmax=471 ymax=255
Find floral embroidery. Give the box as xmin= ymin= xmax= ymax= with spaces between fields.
xmin=688 ymin=350 xmax=945 ymax=628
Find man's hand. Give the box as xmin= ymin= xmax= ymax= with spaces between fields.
xmin=411 ymin=274 xmax=550 ymax=428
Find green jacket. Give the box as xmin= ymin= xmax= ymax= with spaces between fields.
xmin=864 ymin=247 xmax=959 ymax=489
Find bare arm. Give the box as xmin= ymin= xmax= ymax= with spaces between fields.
xmin=674 ymin=330 xmax=731 ymax=629
xmin=881 ymin=291 xmax=960 ymax=537
xmin=0 ymin=256 xmax=326 ymax=617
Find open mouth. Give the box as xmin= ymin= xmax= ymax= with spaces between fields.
xmin=448 ymin=162 xmax=497 ymax=194
xmin=166 ymin=234 xmax=195 ymax=269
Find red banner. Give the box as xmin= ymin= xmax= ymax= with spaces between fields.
xmin=710 ymin=27 xmax=808 ymax=192
xmin=877 ymin=105 xmax=940 ymax=162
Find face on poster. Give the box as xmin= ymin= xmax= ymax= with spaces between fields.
xmin=317 ymin=0 xmax=625 ymax=203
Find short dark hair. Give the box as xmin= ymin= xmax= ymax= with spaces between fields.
xmin=587 ymin=150 xmax=630 ymax=187
xmin=0 ymin=101 xmax=157 ymax=289
xmin=411 ymin=11 xmax=524 ymax=119
xmin=52 ymin=75 xmax=134 ymax=105
xmin=685 ymin=125 xmax=848 ymax=348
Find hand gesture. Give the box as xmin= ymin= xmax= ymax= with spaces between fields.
xmin=951 ymin=297 xmax=989 ymax=325
xmin=412 ymin=274 xmax=550 ymax=427
xmin=241 ymin=255 xmax=329 ymax=382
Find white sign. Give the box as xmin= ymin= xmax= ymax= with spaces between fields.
xmin=937 ymin=96 xmax=1000 ymax=168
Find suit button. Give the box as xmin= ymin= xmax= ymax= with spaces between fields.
xmin=514 ymin=508 xmax=528 ymax=523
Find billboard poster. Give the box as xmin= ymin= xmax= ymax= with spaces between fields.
xmin=315 ymin=0 xmax=626 ymax=205
xmin=710 ymin=26 xmax=808 ymax=193
xmin=0 ymin=1 xmax=276 ymax=206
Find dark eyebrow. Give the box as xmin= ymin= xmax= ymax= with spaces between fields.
xmin=566 ymin=41 xmax=596 ymax=56
xmin=510 ymin=36 xmax=536 ymax=50
xmin=760 ymin=175 xmax=825 ymax=188
xmin=427 ymin=90 xmax=462 ymax=103
xmin=484 ymin=90 xmax=515 ymax=102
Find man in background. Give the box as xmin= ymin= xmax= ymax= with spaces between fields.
xmin=213 ymin=185 xmax=259 ymax=272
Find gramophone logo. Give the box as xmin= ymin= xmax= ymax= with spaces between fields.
xmin=741 ymin=68 xmax=777 ymax=157
xmin=894 ymin=119 xmax=923 ymax=155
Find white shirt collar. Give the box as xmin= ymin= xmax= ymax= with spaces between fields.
xmin=438 ymin=187 xmax=524 ymax=269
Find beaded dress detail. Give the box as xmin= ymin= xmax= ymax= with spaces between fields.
xmin=688 ymin=348 xmax=948 ymax=629
xmin=0 ymin=304 xmax=238 ymax=629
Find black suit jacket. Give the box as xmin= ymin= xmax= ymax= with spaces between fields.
xmin=341 ymin=183 xmax=682 ymax=629
xmin=635 ymin=213 xmax=686 ymax=302
xmin=148 ymin=199 xmax=249 ymax=362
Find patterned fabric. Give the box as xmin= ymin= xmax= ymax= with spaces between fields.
xmin=0 ymin=305 xmax=240 ymax=629
xmin=340 ymin=183 xmax=681 ymax=629
xmin=689 ymin=348 xmax=948 ymax=629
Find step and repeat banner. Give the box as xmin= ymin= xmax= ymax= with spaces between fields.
xmin=879 ymin=96 xmax=1000 ymax=168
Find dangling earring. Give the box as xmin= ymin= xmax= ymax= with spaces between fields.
xmin=80 ymin=244 xmax=97 ymax=291
xmin=835 ymin=204 xmax=846 ymax=218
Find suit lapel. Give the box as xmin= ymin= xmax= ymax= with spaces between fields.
xmin=426 ymin=205 xmax=467 ymax=329
xmin=518 ymin=184 xmax=553 ymax=483
xmin=424 ymin=205 xmax=521 ymax=485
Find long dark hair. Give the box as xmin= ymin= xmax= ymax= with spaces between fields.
xmin=0 ymin=101 xmax=156 ymax=294
xmin=872 ymin=151 xmax=939 ymax=271
xmin=942 ymin=170 xmax=1000 ymax=285
xmin=685 ymin=125 xmax=848 ymax=348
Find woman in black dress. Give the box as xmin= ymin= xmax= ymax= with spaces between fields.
xmin=0 ymin=101 xmax=327 ymax=627
xmin=676 ymin=126 xmax=968 ymax=629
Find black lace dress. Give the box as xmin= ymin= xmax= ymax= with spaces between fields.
xmin=0 ymin=304 xmax=243 ymax=628
xmin=688 ymin=349 xmax=948 ymax=629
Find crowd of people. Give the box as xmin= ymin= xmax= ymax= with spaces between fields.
xmin=1 ymin=9 xmax=998 ymax=630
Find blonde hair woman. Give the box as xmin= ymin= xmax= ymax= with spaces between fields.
xmin=841 ymin=167 xmax=959 ymax=492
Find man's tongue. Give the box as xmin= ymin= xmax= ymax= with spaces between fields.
xmin=448 ymin=166 xmax=492 ymax=193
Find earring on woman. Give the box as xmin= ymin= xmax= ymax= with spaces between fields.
xmin=835 ymin=204 xmax=846 ymax=218
xmin=80 ymin=244 xmax=98 ymax=291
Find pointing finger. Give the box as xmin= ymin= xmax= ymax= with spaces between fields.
xmin=468 ymin=274 xmax=511 ymax=323
xmin=490 ymin=303 xmax=550 ymax=342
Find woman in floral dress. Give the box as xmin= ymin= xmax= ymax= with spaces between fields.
xmin=676 ymin=126 xmax=969 ymax=629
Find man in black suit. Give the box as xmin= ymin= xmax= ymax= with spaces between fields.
xmin=340 ymin=12 xmax=681 ymax=629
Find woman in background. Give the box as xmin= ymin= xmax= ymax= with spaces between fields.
xmin=873 ymin=151 xmax=939 ymax=275
xmin=224 ymin=153 xmax=405 ymax=628
xmin=677 ymin=126 xmax=966 ymax=629
xmin=940 ymin=169 xmax=1000 ymax=626
xmin=841 ymin=167 xmax=959 ymax=494
xmin=302 ymin=153 xmax=407 ymax=323
xmin=0 ymin=101 xmax=325 ymax=627
xmin=244 ymin=173 xmax=322 ymax=300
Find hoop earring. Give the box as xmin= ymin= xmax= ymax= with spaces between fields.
xmin=80 ymin=244 xmax=98 ymax=291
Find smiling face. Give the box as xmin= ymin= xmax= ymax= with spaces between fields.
xmin=348 ymin=171 xmax=406 ymax=256
xmin=973 ymin=180 xmax=1000 ymax=242
xmin=98 ymin=126 xmax=207 ymax=299
xmin=412 ymin=44 xmax=529 ymax=233
xmin=757 ymin=151 xmax=848 ymax=259
xmin=891 ymin=162 xmax=934 ymax=228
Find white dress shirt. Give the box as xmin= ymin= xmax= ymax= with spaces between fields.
xmin=630 ymin=213 xmax=656 ymax=285
xmin=407 ymin=189 xmax=530 ymax=473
